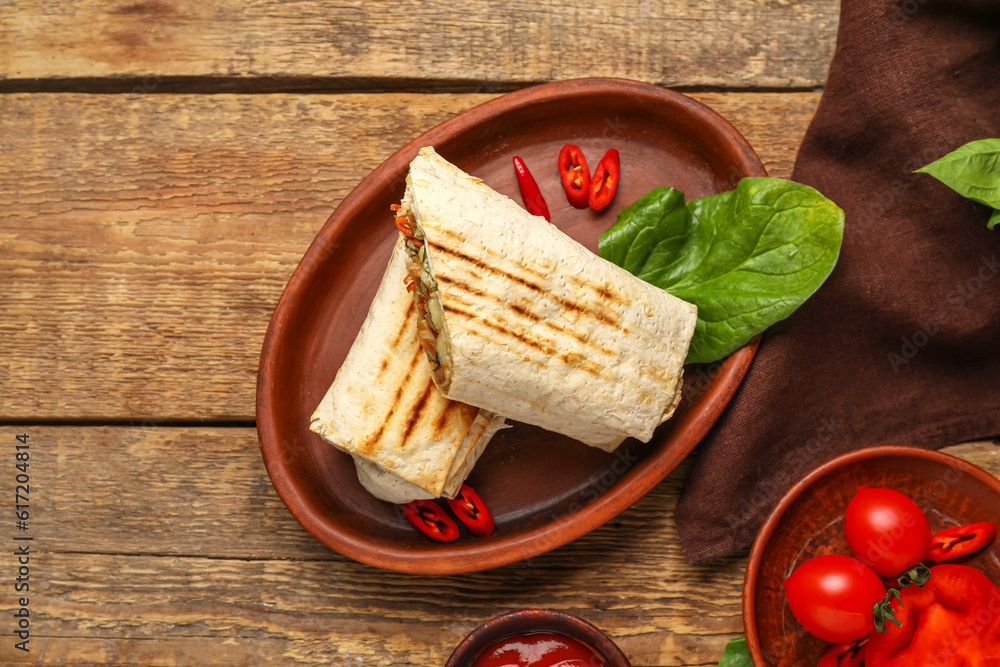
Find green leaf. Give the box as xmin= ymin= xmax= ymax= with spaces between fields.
xmin=915 ymin=138 xmax=1000 ymax=212
xmin=599 ymin=178 xmax=845 ymax=364
xmin=716 ymin=637 xmax=753 ymax=667
xmin=990 ymin=209 xmax=1000 ymax=230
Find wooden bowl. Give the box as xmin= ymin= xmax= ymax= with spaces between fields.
xmin=444 ymin=609 xmax=631 ymax=667
xmin=257 ymin=77 xmax=765 ymax=574
xmin=743 ymin=445 xmax=1000 ymax=666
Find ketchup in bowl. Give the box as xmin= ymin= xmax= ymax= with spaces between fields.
xmin=472 ymin=632 xmax=608 ymax=667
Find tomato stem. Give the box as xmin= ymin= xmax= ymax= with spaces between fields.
xmin=896 ymin=563 xmax=931 ymax=589
xmin=873 ymin=589 xmax=904 ymax=633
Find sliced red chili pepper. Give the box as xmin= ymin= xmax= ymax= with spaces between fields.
xmin=512 ymin=156 xmax=550 ymax=221
xmin=446 ymin=484 xmax=495 ymax=536
xmin=926 ymin=521 xmax=996 ymax=561
xmin=588 ymin=148 xmax=620 ymax=211
xmin=558 ymin=144 xmax=591 ymax=209
xmin=401 ymin=500 xmax=459 ymax=542
xmin=819 ymin=636 xmax=867 ymax=667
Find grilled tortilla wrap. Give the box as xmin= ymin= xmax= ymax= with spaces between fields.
xmin=394 ymin=147 xmax=698 ymax=451
xmin=310 ymin=235 xmax=507 ymax=502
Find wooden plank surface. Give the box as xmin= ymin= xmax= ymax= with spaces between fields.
xmin=0 ymin=0 xmax=838 ymax=90
xmin=1 ymin=426 xmax=995 ymax=665
xmin=0 ymin=91 xmax=822 ymax=421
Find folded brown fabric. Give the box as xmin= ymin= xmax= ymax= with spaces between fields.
xmin=675 ymin=0 xmax=1000 ymax=563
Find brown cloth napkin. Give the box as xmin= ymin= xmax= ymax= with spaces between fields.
xmin=675 ymin=0 xmax=1000 ymax=564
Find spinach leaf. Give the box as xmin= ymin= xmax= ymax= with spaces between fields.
xmin=599 ymin=178 xmax=844 ymax=364
xmin=915 ymin=138 xmax=1000 ymax=213
xmin=716 ymin=637 xmax=753 ymax=667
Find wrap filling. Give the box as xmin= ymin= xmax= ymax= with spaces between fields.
xmin=392 ymin=203 xmax=449 ymax=386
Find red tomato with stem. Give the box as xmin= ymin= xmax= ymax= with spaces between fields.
xmin=845 ymin=487 xmax=931 ymax=577
xmin=783 ymin=555 xmax=886 ymax=643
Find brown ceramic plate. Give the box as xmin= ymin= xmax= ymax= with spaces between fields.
xmin=257 ymin=77 xmax=765 ymax=574
xmin=744 ymin=446 xmax=1000 ymax=666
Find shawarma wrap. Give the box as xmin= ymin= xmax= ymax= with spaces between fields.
xmin=310 ymin=236 xmax=507 ymax=503
xmin=394 ymin=147 xmax=698 ymax=451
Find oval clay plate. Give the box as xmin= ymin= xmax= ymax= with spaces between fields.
xmin=744 ymin=446 xmax=1000 ymax=666
xmin=257 ymin=78 xmax=764 ymax=574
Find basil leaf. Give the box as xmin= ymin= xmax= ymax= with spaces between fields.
xmin=716 ymin=637 xmax=752 ymax=667
xmin=915 ymin=138 xmax=1000 ymax=214
xmin=599 ymin=178 xmax=844 ymax=364
xmin=602 ymin=186 xmax=690 ymax=276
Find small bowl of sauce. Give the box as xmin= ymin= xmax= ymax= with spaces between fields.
xmin=445 ymin=609 xmax=631 ymax=667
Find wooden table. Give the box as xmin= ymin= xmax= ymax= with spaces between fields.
xmin=2 ymin=2 xmax=998 ymax=665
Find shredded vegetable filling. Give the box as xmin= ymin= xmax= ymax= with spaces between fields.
xmin=393 ymin=205 xmax=447 ymax=385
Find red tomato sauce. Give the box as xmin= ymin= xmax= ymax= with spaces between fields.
xmin=471 ymin=632 xmax=608 ymax=667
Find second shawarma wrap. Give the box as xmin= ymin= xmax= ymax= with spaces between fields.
xmin=310 ymin=236 xmax=507 ymax=503
xmin=395 ymin=147 xmax=698 ymax=451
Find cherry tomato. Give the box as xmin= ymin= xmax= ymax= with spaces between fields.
xmin=557 ymin=144 xmax=591 ymax=209
xmin=819 ymin=636 xmax=867 ymax=667
xmin=925 ymin=521 xmax=996 ymax=562
xmin=783 ymin=555 xmax=886 ymax=643
xmin=446 ymin=484 xmax=495 ymax=536
xmin=845 ymin=487 xmax=931 ymax=577
xmin=588 ymin=149 xmax=619 ymax=210
xmin=401 ymin=500 xmax=459 ymax=542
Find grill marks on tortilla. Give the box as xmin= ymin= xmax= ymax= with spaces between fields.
xmin=427 ymin=238 xmax=673 ymax=393
xmin=432 ymin=401 xmax=453 ymax=437
xmin=361 ymin=347 xmax=422 ymax=451
xmin=542 ymin=319 xmax=615 ymax=356
xmin=430 ymin=237 xmax=627 ymax=308
xmin=361 ymin=346 xmax=422 ymax=455
xmin=440 ymin=276 xmax=616 ymax=359
xmin=389 ymin=299 xmax=418 ymax=350
xmin=401 ymin=382 xmax=434 ymax=447
xmin=443 ymin=303 xmax=605 ymax=378
xmin=363 ymin=320 xmax=476 ymax=456
xmin=428 ymin=240 xmax=622 ymax=330
xmin=363 ymin=299 xmax=418 ymax=433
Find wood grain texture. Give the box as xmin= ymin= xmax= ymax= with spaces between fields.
xmin=0 ymin=0 xmax=838 ymax=90
xmin=0 ymin=426 xmax=995 ymax=666
xmin=0 ymin=91 xmax=821 ymax=421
